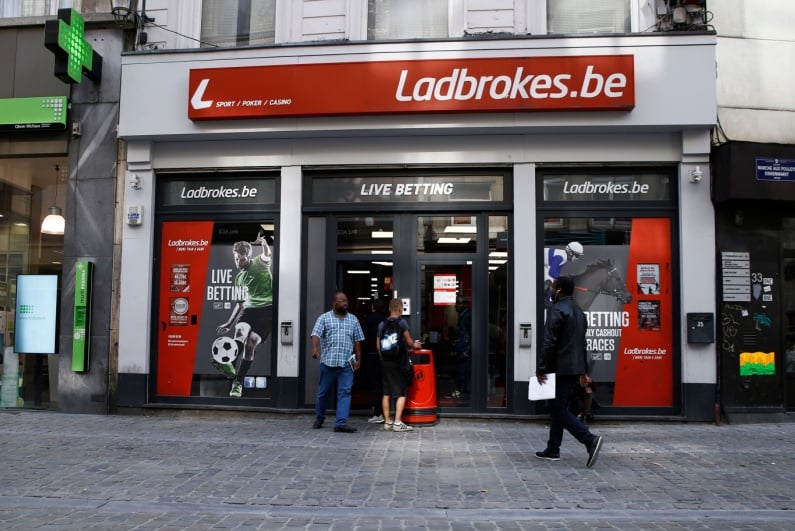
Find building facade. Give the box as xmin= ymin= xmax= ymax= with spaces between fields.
xmin=0 ymin=3 xmax=123 ymax=413
xmin=113 ymin=0 xmax=718 ymax=420
xmin=710 ymin=1 xmax=795 ymax=421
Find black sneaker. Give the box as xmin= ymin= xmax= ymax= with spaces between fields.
xmin=312 ymin=418 xmax=324 ymax=429
xmin=586 ymin=435 xmax=603 ymax=468
xmin=535 ymin=449 xmax=560 ymax=461
xmin=333 ymin=424 xmax=357 ymax=433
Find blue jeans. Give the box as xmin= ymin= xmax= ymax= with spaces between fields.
xmin=546 ymin=374 xmax=595 ymax=452
xmin=315 ymin=363 xmax=354 ymax=428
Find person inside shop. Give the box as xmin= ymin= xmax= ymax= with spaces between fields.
xmin=215 ymin=230 xmax=273 ymax=399
xmin=535 ymin=276 xmax=603 ymax=468
xmin=377 ymin=298 xmax=421 ymax=432
xmin=311 ymin=292 xmax=365 ymax=433
xmin=363 ymin=299 xmax=388 ymax=424
xmin=451 ymin=296 xmax=472 ymax=399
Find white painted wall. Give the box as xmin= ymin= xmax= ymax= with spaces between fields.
xmin=679 ymin=130 xmax=716 ymax=385
xmin=513 ymin=163 xmax=536 ymax=384
xmin=712 ymin=0 xmax=795 ymax=144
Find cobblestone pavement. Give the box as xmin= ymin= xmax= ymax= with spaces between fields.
xmin=0 ymin=410 xmax=793 ymax=530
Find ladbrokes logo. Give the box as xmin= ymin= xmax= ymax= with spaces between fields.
xmin=395 ymin=65 xmax=627 ymax=103
xmin=188 ymin=55 xmax=634 ymax=121
xmin=563 ymin=180 xmax=650 ymax=195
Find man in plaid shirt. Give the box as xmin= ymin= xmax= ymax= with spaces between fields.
xmin=311 ymin=292 xmax=365 ymax=433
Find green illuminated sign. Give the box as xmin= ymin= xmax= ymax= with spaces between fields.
xmin=72 ymin=261 xmax=93 ymax=372
xmin=44 ymin=8 xmax=102 ymax=84
xmin=0 ymin=97 xmax=67 ymax=132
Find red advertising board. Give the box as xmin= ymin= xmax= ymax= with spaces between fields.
xmin=157 ymin=220 xmax=275 ymax=398
xmin=612 ymin=218 xmax=673 ymax=406
xmin=188 ymin=55 xmax=634 ymax=120
xmin=157 ymin=221 xmax=214 ymax=396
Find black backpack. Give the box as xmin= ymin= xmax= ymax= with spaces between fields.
xmin=379 ymin=318 xmax=402 ymax=360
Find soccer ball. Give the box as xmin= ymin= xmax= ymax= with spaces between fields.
xmin=211 ymin=336 xmax=239 ymax=364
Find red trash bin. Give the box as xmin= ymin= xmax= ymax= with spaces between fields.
xmin=403 ymin=348 xmax=438 ymax=426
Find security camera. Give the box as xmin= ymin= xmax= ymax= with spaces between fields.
xmin=690 ymin=166 xmax=703 ymax=183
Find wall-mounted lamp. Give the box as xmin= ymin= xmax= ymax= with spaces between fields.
xmin=110 ymin=0 xmax=154 ymax=44
xmin=41 ymin=164 xmax=65 ymax=235
xmin=690 ymin=166 xmax=703 ymax=183
xmin=110 ymin=0 xmax=138 ymax=28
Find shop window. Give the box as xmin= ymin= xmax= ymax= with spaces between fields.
xmin=156 ymin=220 xmax=277 ymax=401
xmin=487 ymin=215 xmax=509 ymax=408
xmin=0 ymin=0 xmax=106 ymax=18
xmin=418 ymin=216 xmax=478 ymax=254
xmin=336 ymin=217 xmax=393 ymax=255
xmin=201 ymin=0 xmax=276 ymax=47
xmin=547 ymin=0 xmax=630 ymax=34
xmin=367 ymin=0 xmax=448 ymax=40
xmin=0 ymin=159 xmax=66 ymax=410
xmin=543 ymin=216 xmax=673 ymax=409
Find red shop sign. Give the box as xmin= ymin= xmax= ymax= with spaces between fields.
xmin=188 ymin=55 xmax=634 ymax=120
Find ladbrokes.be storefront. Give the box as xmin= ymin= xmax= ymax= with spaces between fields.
xmin=117 ymin=35 xmax=717 ymax=420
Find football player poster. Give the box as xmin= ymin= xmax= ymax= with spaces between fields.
xmin=157 ymin=221 xmax=275 ymax=398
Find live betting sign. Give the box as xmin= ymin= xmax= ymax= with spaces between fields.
xmin=188 ymin=55 xmax=634 ymax=120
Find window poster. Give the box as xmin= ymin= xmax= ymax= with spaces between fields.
xmin=157 ymin=221 xmax=275 ymax=399
xmin=544 ymin=217 xmax=672 ymax=407
xmin=638 ymin=300 xmax=661 ymax=331
xmin=637 ymin=263 xmax=660 ymax=294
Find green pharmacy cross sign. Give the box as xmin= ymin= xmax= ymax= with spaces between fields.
xmin=44 ymin=8 xmax=102 ymax=84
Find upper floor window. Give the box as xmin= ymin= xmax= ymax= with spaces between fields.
xmin=201 ymin=0 xmax=275 ymax=47
xmin=0 ymin=0 xmax=106 ymax=18
xmin=367 ymin=0 xmax=448 ymax=40
xmin=547 ymin=0 xmax=630 ymax=34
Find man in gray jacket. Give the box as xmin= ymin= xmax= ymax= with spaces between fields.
xmin=535 ymin=275 xmax=603 ymax=468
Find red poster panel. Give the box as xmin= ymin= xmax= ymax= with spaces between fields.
xmin=613 ymin=218 xmax=673 ymax=406
xmin=157 ymin=221 xmax=215 ymax=396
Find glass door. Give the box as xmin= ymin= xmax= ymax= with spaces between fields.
xmin=415 ymin=214 xmax=509 ymax=412
xmin=327 ymin=212 xmax=509 ymax=413
xmin=418 ymin=262 xmax=474 ymax=408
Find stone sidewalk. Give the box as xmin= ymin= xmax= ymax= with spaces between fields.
xmin=0 ymin=410 xmax=793 ymax=529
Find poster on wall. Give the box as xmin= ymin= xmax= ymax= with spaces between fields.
xmin=157 ymin=221 xmax=275 ymax=399
xmin=544 ymin=217 xmax=673 ymax=407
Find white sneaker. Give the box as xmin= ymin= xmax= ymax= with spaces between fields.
xmin=383 ymin=422 xmax=393 ymax=431
xmin=367 ymin=414 xmax=385 ymax=424
xmin=392 ymin=422 xmax=413 ymax=432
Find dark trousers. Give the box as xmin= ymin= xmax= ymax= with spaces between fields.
xmin=456 ymin=355 xmax=471 ymax=394
xmin=546 ymin=374 xmax=595 ymax=452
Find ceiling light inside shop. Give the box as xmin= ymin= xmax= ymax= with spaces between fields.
xmin=372 ymin=230 xmax=393 ymax=238
xmin=443 ymin=225 xmax=476 ymax=233
xmin=438 ymin=237 xmax=471 ymax=244
xmin=347 ymin=270 xmax=370 ymax=274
